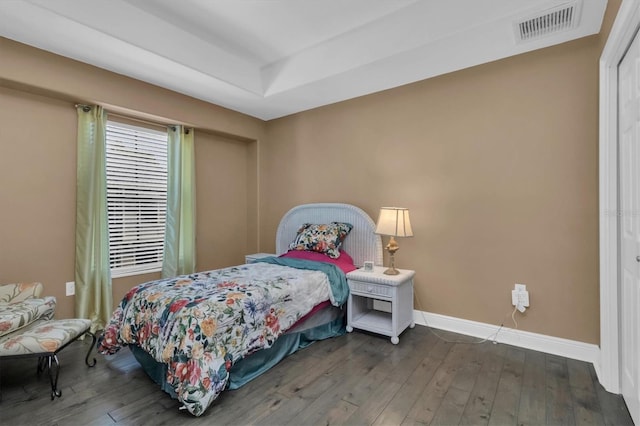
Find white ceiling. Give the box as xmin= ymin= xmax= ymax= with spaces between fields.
xmin=0 ymin=0 xmax=608 ymax=120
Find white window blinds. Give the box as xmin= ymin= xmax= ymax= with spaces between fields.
xmin=105 ymin=121 xmax=168 ymax=277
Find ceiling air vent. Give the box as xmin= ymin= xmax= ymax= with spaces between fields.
xmin=515 ymin=1 xmax=581 ymax=43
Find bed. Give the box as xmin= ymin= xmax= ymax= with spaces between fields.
xmin=98 ymin=203 xmax=383 ymax=416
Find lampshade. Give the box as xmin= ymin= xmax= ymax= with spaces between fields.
xmin=375 ymin=207 xmax=413 ymax=237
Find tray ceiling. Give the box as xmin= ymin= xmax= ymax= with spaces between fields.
xmin=0 ymin=0 xmax=608 ymax=120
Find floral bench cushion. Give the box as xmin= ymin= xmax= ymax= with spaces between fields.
xmin=0 ymin=297 xmax=56 ymax=338
xmin=0 ymin=318 xmax=91 ymax=356
xmin=0 ymin=282 xmax=44 ymax=303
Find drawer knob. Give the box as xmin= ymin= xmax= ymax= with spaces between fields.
xmin=367 ymin=286 xmax=373 ymax=292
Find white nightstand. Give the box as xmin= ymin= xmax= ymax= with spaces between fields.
xmin=346 ymin=266 xmax=415 ymax=344
xmin=245 ymin=253 xmax=276 ymax=264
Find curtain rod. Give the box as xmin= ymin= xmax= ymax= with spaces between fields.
xmin=74 ymin=103 xmax=91 ymax=112
xmin=75 ymin=104 xmax=191 ymax=134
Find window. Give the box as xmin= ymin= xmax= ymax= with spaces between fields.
xmin=105 ymin=121 xmax=168 ymax=277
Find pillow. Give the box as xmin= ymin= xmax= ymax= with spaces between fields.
xmin=0 ymin=282 xmax=44 ymax=304
xmin=280 ymin=249 xmax=357 ymax=273
xmin=288 ymin=222 xmax=353 ymax=259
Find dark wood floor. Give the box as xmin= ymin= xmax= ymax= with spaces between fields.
xmin=0 ymin=326 xmax=634 ymax=425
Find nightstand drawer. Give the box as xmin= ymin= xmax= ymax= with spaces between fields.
xmin=349 ymin=280 xmax=393 ymax=298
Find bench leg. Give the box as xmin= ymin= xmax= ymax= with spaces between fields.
xmin=84 ymin=331 xmax=97 ymax=367
xmin=37 ymin=356 xmax=47 ymax=374
xmin=47 ymin=355 xmax=61 ymax=400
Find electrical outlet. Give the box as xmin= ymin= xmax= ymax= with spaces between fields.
xmin=65 ymin=281 xmax=75 ymax=296
xmin=511 ymin=289 xmax=519 ymax=306
xmin=511 ymin=283 xmax=530 ymax=309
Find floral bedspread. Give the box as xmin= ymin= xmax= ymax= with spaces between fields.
xmin=98 ymin=261 xmax=347 ymax=416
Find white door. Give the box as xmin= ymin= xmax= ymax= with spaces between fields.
xmin=619 ymin=27 xmax=640 ymax=426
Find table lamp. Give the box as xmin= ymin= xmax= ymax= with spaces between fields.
xmin=375 ymin=207 xmax=413 ymax=275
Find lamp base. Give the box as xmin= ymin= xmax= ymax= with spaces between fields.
xmin=383 ymin=267 xmax=400 ymax=275
xmin=384 ymin=237 xmax=401 ymax=275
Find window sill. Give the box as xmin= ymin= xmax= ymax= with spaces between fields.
xmin=111 ymin=266 xmax=161 ymax=279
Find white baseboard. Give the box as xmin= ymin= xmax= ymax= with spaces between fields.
xmin=413 ymin=309 xmax=601 ymax=376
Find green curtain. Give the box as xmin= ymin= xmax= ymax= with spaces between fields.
xmin=162 ymin=126 xmax=196 ymax=278
xmin=75 ymin=105 xmax=112 ymax=332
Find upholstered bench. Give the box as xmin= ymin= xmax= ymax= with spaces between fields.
xmin=0 ymin=282 xmax=96 ymax=400
xmin=0 ymin=283 xmax=97 ymax=400
xmin=0 ymin=318 xmax=96 ymax=399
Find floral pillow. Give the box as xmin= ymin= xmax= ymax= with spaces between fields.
xmin=0 ymin=282 xmax=43 ymax=304
xmin=288 ymin=222 xmax=353 ymax=259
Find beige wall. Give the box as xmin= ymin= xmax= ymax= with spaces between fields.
xmin=0 ymin=38 xmax=264 ymax=319
xmin=0 ymin=0 xmax=621 ymax=344
xmin=261 ymin=1 xmax=621 ymax=344
xmin=0 ymin=87 xmax=78 ymax=318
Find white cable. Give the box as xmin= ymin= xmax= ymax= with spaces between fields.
xmin=414 ymin=290 xmax=519 ymax=345
xmin=511 ymin=305 xmax=519 ymax=330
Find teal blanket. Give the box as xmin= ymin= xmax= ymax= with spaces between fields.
xmin=256 ymin=256 xmax=349 ymax=305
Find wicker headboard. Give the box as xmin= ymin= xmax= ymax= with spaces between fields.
xmin=275 ymin=203 xmax=383 ymax=267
